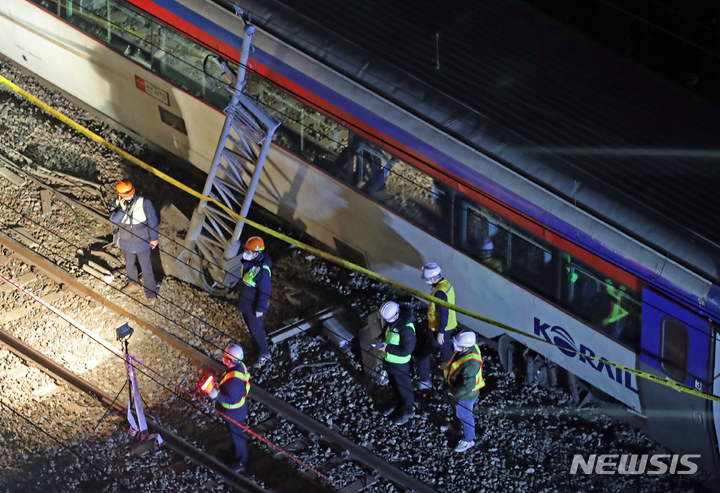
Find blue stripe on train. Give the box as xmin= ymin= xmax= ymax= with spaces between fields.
xmin=150 ymin=0 xmax=708 ymax=315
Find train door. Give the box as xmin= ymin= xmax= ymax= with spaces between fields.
xmin=639 ymin=288 xmax=718 ymax=472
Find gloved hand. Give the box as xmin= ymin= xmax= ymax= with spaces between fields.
xmin=208 ymin=388 xmax=219 ymax=399
xmin=437 ymin=332 xmax=445 ymax=345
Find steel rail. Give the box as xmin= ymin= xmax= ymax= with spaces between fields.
xmin=0 ymin=231 xmax=437 ymax=493
xmin=0 ymin=326 xmax=271 ymax=493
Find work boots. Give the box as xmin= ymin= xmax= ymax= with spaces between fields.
xmin=121 ymin=282 xmax=142 ymax=295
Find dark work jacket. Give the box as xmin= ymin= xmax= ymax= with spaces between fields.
xmin=433 ymin=290 xmax=450 ymax=332
xmin=447 ymin=347 xmax=483 ymax=401
xmin=236 ymin=252 xmax=272 ymax=315
xmin=383 ymin=307 xmax=417 ymax=362
xmin=109 ymin=194 xmax=159 ymax=253
xmin=215 ymin=363 xmax=250 ymax=420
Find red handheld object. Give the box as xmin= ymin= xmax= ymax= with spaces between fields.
xmin=201 ymin=375 xmax=214 ymax=393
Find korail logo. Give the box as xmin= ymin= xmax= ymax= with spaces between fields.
xmin=570 ymin=454 xmax=700 ymax=475
xmin=534 ymin=318 xmax=638 ymax=393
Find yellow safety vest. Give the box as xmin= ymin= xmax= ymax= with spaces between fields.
xmin=120 ymin=197 xmax=147 ymax=225
xmin=428 ymin=279 xmax=457 ymax=331
xmin=443 ymin=345 xmax=485 ymax=391
xmin=384 ymin=322 xmax=415 ymax=364
xmin=242 ymin=264 xmax=271 ymax=287
xmin=219 ymin=363 xmax=251 ymax=409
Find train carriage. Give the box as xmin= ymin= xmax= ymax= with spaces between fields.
xmin=2 ymin=0 xmax=720 ymax=475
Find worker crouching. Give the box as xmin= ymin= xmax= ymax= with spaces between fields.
xmin=374 ymin=301 xmax=417 ymax=425
xmin=203 ymin=344 xmax=251 ymax=472
xmin=442 ymin=331 xmax=485 ymax=453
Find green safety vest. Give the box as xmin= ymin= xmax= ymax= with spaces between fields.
xmin=120 ymin=197 xmax=147 ymax=225
xmin=218 ymin=363 xmax=251 ymax=409
xmin=428 ymin=279 xmax=457 ymax=331
xmin=384 ymin=322 xmax=415 ymax=364
xmin=602 ymin=279 xmax=629 ymax=326
xmin=443 ymin=345 xmax=485 ymax=391
xmin=242 ymin=264 xmax=271 ymax=287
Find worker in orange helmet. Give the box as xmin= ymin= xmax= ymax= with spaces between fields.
xmin=109 ymin=180 xmax=159 ymax=305
xmin=236 ymin=236 xmax=273 ymax=367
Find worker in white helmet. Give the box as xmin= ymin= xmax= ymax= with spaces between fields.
xmin=442 ymin=331 xmax=485 ymax=453
xmin=416 ymin=262 xmax=457 ymax=390
xmin=202 ymin=344 xmax=251 ymax=471
xmin=373 ymin=301 xmax=417 ymax=425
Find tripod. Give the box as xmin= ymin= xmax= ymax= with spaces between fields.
xmin=95 ymin=338 xmax=148 ymax=440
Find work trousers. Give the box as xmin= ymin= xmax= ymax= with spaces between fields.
xmin=455 ymin=398 xmax=477 ymax=442
xmin=242 ymin=312 xmax=269 ymax=357
xmin=122 ymin=249 xmax=156 ymax=299
xmin=417 ymin=328 xmax=455 ymax=382
xmin=386 ymin=362 xmax=414 ymax=415
xmin=222 ymin=405 xmax=249 ymax=467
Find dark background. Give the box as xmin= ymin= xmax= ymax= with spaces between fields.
xmin=526 ymin=0 xmax=720 ymax=105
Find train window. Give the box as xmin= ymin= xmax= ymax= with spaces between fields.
xmin=560 ymin=256 xmax=641 ymax=349
xmin=459 ymin=201 xmax=508 ymax=273
xmin=37 ymin=0 xmax=233 ymax=111
xmin=507 ymin=230 xmax=557 ymax=301
xmin=660 ymin=317 xmax=689 ymax=382
xmin=33 ymin=0 xmax=647 ymax=352
xmin=458 ymin=197 xmax=558 ymax=299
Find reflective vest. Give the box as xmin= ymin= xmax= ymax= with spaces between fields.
xmin=242 ymin=264 xmax=271 ymax=287
xmin=602 ymin=279 xmax=629 ymax=326
xmin=384 ymin=322 xmax=415 ymax=364
xmin=219 ymin=363 xmax=251 ymax=409
xmin=120 ymin=197 xmax=147 ymax=225
xmin=443 ymin=345 xmax=485 ymax=391
xmin=428 ymin=279 xmax=457 ymax=331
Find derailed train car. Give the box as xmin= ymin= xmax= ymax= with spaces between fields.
xmin=2 ymin=0 xmax=720 ymax=475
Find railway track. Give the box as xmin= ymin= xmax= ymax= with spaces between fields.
xmin=0 ymin=170 xmax=435 ymax=492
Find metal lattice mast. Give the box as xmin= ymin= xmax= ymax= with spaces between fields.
xmin=182 ymin=25 xmax=281 ymax=290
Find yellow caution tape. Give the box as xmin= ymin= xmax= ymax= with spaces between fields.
xmin=1 ymin=73 xmax=718 ymax=405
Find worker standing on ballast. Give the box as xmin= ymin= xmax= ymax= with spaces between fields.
xmin=416 ymin=262 xmax=457 ymax=389
xmin=109 ymin=180 xmax=159 ymax=305
xmin=236 ymin=236 xmax=272 ymax=367
xmin=442 ymin=331 xmax=485 ymax=453
xmin=374 ymin=301 xmax=417 ymax=425
xmin=202 ymin=344 xmax=251 ymax=472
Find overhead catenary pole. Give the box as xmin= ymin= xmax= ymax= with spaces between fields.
xmin=196 ymin=25 xmax=255 ymax=215
xmin=181 ymin=22 xmax=280 ymax=289
xmin=223 ymin=126 xmax=276 ymax=260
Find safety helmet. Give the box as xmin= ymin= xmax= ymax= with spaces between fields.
xmin=379 ymin=301 xmax=400 ymax=323
xmin=116 ymin=180 xmax=135 ymax=199
xmin=223 ymin=344 xmax=244 ymax=366
xmin=480 ymin=239 xmax=493 ymax=260
xmin=454 ymin=331 xmax=477 ymax=348
xmin=421 ymin=262 xmax=442 ymax=281
xmin=244 ymin=236 xmax=265 ymax=252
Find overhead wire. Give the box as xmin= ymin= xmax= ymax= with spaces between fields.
xmin=23 ymin=0 xmax=720 ymax=255
xmin=0 ymin=398 xmax=132 ymax=492
xmin=2 ymin=28 xmax=716 ymax=400
xmin=226 ymin=0 xmax=720 ymax=251
xmin=0 ymin=262 xmax=339 ymax=490
xmin=2 ymin=191 xmax=712 ymax=440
